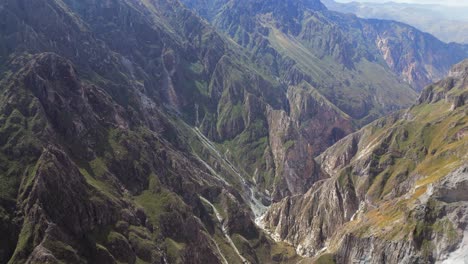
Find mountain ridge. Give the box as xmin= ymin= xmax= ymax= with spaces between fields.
xmin=262 ymin=59 xmax=468 ymax=263
xmin=0 ymin=0 xmax=466 ymax=263
xmin=182 ymin=0 xmax=468 ymax=93
xmin=0 ymin=0 xmax=307 ymax=262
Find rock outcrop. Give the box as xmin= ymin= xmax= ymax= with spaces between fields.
xmin=261 ymin=59 xmax=468 ymax=263
xmin=0 ymin=0 xmax=466 ymax=262
xmin=0 ymin=0 xmax=304 ymax=262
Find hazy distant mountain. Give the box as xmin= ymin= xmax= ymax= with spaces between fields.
xmin=323 ymin=0 xmax=468 ymax=44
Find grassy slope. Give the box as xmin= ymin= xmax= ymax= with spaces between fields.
xmin=268 ymin=26 xmax=416 ymax=124
xmin=326 ymin=81 xmax=467 ymax=255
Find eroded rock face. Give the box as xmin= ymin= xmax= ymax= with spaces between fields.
xmin=434 ymin=166 xmax=468 ymax=203
xmin=26 ymin=147 xmax=118 ymax=236
xmin=0 ymin=0 xmax=307 ymax=262
xmin=266 ymin=83 xmax=354 ymax=201
xmin=369 ymin=21 xmax=465 ymax=92
xmin=334 ymin=235 xmax=420 ymax=264
xmin=181 ymin=0 xmax=468 ymax=122
xmin=1 ymin=51 xmax=233 ymax=264
xmin=332 ymin=165 xmax=468 ymax=264
xmin=418 ymin=60 xmax=468 ymax=110
xmin=262 ymin=177 xmax=359 ymax=256
xmin=175 ymin=0 xmax=467 ymax=205
xmin=0 ymin=0 xmax=465 ymax=262
xmin=261 ymin=61 xmax=468 ymax=262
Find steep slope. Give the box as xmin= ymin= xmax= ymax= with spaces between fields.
xmin=261 ymin=59 xmax=468 ymax=263
xmin=182 ymin=0 xmax=468 ymax=94
xmin=183 ymin=0 xmax=416 ymax=123
xmin=0 ymin=0 xmax=306 ymax=262
xmin=179 ymin=0 xmax=436 ymax=203
xmin=0 ymin=0 xmax=465 ymax=262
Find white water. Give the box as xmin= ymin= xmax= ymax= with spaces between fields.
xmin=200 ymin=196 xmax=250 ymax=264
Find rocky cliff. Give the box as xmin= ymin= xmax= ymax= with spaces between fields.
xmin=180 ymin=0 xmax=432 ymax=204
xmin=0 ymin=0 xmax=466 ymax=263
xmin=261 ymin=59 xmax=468 ymax=263
xmin=182 ymin=0 xmax=468 ymax=94
xmin=0 ymin=0 xmax=306 ymax=262
xmin=180 ymin=0 xmax=468 ymax=204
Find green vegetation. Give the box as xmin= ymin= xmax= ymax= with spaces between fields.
xmin=8 ymin=220 xmax=36 ymax=263
xmin=42 ymin=239 xmax=79 ymax=262
xmin=79 ymin=166 xmax=119 ymax=201
xmin=315 ymin=253 xmax=336 ymax=264
xmin=2 ymin=0 xmax=464 ymax=262
xmin=127 ymin=230 xmax=155 ymax=262
xmin=269 ymin=241 xmax=299 ymax=262
xmin=221 ymin=120 xmax=271 ymax=189
xmin=433 ymin=219 xmax=458 ymax=244
xmin=333 ymin=72 xmax=468 ymax=249
xmin=268 ymin=27 xmax=416 ymax=123
xmin=135 ymin=184 xmax=184 ymax=231
xmin=283 ymin=140 xmax=295 ymax=152
xmin=165 ymin=238 xmax=185 ymax=263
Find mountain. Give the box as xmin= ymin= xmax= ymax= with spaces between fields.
xmin=181 ymin=0 xmax=468 ymax=94
xmin=180 ymin=0 xmax=467 ymax=202
xmin=261 ymin=59 xmax=468 ymax=263
xmin=0 ymin=0 xmax=308 ymax=262
xmin=0 ymin=0 xmax=466 ymax=263
xmin=322 ymin=0 xmax=468 ymax=44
